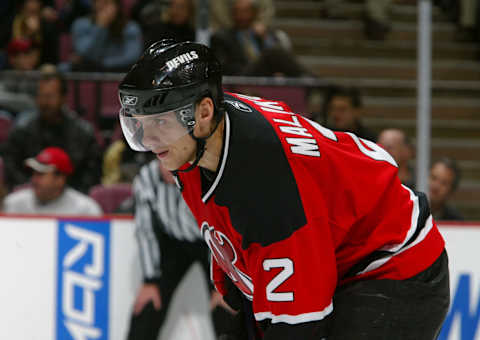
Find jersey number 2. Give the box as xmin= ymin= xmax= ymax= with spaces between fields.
xmin=263 ymin=258 xmax=294 ymax=302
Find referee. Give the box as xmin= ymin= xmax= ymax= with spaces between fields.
xmin=127 ymin=159 xmax=212 ymax=340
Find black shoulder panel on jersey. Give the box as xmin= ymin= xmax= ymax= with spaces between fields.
xmin=214 ymin=94 xmax=307 ymax=249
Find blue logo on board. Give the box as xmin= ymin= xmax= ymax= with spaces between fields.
xmin=56 ymin=220 xmax=110 ymax=340
xmin=439 ymin=273 xmax=480 ymax=340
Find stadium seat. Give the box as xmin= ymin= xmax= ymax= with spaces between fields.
xmin=88 ymin=183 xmax=133 ymax=214
xmin=59 ymin=33 xmax=72 ymax=63
xmin=66 ymin=80 xmax=76 ymax=112
xmin=0 ymin=114 xmax=12 ymax=144
xmin=73 ymin=81 xmax=97 ymax=123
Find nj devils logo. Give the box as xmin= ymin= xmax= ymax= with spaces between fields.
xmin=201 ymin=222 xmax=253 ymax=299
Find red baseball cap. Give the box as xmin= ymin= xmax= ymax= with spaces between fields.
xmin=7 ymin=39 xmax=34 ymax=56
xmin=25 ymin=147 xmax=74 ymax=175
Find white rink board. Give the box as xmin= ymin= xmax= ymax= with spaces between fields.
xmin=0 ymin=216 xmax=478 ymax=340
xmin=0 ymin=217 xmax=57 ymax=340
xmin=438 ymin=223 xmax=480 ymax=340
xmin=0 ymin=216 xmax=141 ymax=340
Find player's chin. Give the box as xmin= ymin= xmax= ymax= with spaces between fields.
xmin=157 ymin=156 xmax=178 ymax=171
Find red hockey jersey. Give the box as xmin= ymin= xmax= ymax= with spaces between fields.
xmin=176 ymin=92 xmax=445 ymax=326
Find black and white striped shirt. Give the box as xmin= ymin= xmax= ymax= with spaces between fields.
xmin=134 ymin=160 xmax=201 ymax=280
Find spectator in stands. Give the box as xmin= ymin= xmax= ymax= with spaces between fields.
xmin=11 ymin=0 xmax=59 ymax=65
xmin=377 ymin=128 xmax=415 ymax=188
xmin=69 ymin=0 xmax=142 ymax=71
xmin=5 ymin=38 xmax=41 ymax=71
xmin=363 ymin=0 xmax=393 ymax=40
xmin=130 ymin=0 xmax=161 ymax=26
xmin=454 ymin=0 xmax=479 ymax=42
xmin=138 ymin=0 xmax=196 ymax=48
xmin=323 ymin=0 xmax=392 ymax=40
xmin=210 ymin=0 xmax=275 ymax=33
xmin=102 ymin=138 xmax=153 ymax=185
xmin=0 ymin=39 xmax=41 ymax=116
xmin=321 ymin=85 xmax=377 ymax=141
xmin=2 ymin=71 xmax=102 ymax=193
xmin=57 ymin=0 xmax=92 ymax=32
xmin=210 ymin=0 xmax=310 ymax=77
xmin=428 ymin=158 xmax=464 ymax=221
xmin=435 ymin=0 xmax=459 ymax=22
xmin=2 ymin=147 xmax=102 ymax=215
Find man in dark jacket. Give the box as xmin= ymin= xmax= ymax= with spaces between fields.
xmin=2 ymin=71 xmax=102 ymax=193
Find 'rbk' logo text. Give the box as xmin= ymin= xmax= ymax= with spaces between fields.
xmin=57 ymin=220 xmax=110 ymax=340
xmin=166 ymin=51 xmax=199 ymax=71
xmin=122 ymin=95 xmax=138 ymax=106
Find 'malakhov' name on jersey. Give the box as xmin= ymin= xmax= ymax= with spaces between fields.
xmin=235 ymin=93 xmax=339 ymax=157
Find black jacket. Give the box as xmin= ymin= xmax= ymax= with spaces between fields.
xmin=2 ymin=109 xmax=102 ymax=193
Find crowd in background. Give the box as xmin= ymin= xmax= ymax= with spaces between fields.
xmin=1 ymin=0 xmax=478 ymax=74
xmin=0 ymin=0 xmax=472 ymax=216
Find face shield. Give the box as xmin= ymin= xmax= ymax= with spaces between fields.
xmin=119 ymin=103 xmax=196 ymax=152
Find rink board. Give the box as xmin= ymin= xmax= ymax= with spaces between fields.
xmin=0 ymin=216 xmax=142 ymax=340
xmin=0 ymin=216 xmax=478 ymax=340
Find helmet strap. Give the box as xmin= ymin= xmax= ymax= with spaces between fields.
xmin=176 ymin=114 xmax=222 ymax=173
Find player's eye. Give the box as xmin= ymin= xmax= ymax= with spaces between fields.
xmin=144 ymin=118 xmax=166 ymax=127
xmin=154 ymin=118 xmax=167 ymax=126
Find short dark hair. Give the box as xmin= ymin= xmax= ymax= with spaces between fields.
xmin=432 ymin=157 xmax=461 ymax=192
xmin=38 ymin=71 xmax=68 ymax=96
xmin=325 ymin=85 xmax=362 ymax=109
xmin=319 ymin=85 xmax=362 ymax=125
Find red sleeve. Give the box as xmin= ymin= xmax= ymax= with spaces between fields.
xmin=247 ymin=217 xmax=337 ymax=325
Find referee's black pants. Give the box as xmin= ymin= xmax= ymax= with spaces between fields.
xmin=126 ymin=236 xmax=209 ymax=340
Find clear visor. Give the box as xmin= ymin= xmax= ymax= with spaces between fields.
xmin=119 ymin=103 xmax=195 ymax=152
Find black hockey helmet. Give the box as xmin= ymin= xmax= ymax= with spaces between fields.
xmin=118 ymin=39 xmax=224 ymax=155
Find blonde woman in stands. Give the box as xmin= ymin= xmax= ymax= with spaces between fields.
xmin=11 ymin=0 xmax=59 ymax=65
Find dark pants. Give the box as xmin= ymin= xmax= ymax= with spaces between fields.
xmin=126 ymin=236 xmax=210 ymax=340
xmin=330 ymin=250 xmax=450 ymax=340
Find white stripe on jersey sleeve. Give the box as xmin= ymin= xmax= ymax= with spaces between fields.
xmin=357 ymin=215 xmax=434 ymax=276
xmin=379 ymin=185 xmax=420 ymax=253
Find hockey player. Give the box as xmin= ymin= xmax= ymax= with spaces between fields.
xmin=118 ymin=39 xmax=450 ymax=340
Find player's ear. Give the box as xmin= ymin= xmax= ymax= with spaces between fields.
xmin=194 ymin=97 xmax=215 ymax=137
